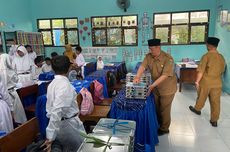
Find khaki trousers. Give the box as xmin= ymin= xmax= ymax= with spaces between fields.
xmin=153 ymin=91 xmax=175 ymax=131
xmin=194 ymin=87 xmax=222 ymax=122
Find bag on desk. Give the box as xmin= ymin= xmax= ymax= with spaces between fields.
xmin=93 ymin=80 xmax=104 ymax=104
xmin=80 ymin=88 xmax=94 ymax=115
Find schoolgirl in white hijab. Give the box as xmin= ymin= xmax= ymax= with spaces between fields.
xmin=96 ymin=56 xmax=104 ymax=70
xmin=0 ymin=53 xmax=27 ymax=124
xmin=0 ymin=78 xmax=14 ymax=134
xmin=12 ymin=45 xmax=33 ymax=74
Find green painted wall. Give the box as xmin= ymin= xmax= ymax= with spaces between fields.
xmin=215 ymin=0 xmax=230 ymax=93
xmin=29 ymin=0 xmax=217 ymax=70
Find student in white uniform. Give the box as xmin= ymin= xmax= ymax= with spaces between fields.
xmin=12 ymin=45 xmax=34 ymax=74
xmin=8 ymin=39 xmax=18 ymax=58
xmin=42 ymin=57 xmax=52 ymax=73
xmin=33 ymin=57 xmax=43 ymax=79
xmin=43 ymin=56 xmax=85 ymax=152
xmin=12 ymin=45 xmax=34 ymax=86
xmin=96 ymin=56 xmax=104 ymax=70
xmin=0 ymin=53 xmax=27 ymax=124
xmin=25 ymin=45 xmax=37 ymax=63
xmin=0 ymin=78 xmax=14 ymax=134
xmin=74 ymin=46 xmax=85 ymax=79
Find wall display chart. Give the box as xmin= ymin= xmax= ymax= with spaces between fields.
xmin=82 ymin=47 xmax=118 ymax=62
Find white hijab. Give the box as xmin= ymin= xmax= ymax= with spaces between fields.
xmin=12 ymin=46 xmax=33 ymax=74
xmin=97 ymin=56 xmax=104 ymax=70
xmin=0 ymin=54 xmax=18 ymax=88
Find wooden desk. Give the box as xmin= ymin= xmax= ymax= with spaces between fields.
xmin=179 ymin=67 xmax=197 ymax=92
xmin=0 ymin=117 xmax=39 ymax=152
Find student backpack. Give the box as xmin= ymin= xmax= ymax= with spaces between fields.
xmin=93 ymin=80 xmax=104 ymax=104
xmin=79 ymin=88 xmax=94 ymax=115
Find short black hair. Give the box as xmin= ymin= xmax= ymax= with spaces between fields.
xmin=51 ymin=52 xmax=58 ymax=58
xmin=34 ymin=57 xmax=42 ymax=65
xmin=75 ymin=46 xmax=82 ymax=53
xmin=25 ymin=45 xmax=32 ymax=48
xmin=51 ymin=55 xmax=71 ymax=75
xmin=45 ymin=57 xmax=51 ymax=61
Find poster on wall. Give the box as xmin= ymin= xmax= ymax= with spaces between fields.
xmin=124 ymin=29 xmax=137 ymax=45
xmin=82 ymin=47 xmax=118 ymax=62
xmin=221 ymin=10 xmax=228 ymax=26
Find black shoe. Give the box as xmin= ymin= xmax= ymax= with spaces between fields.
xmin=189 ymin=106 xmax=201 ymax=115
xmin=158 ymin=129 xmax=169 ymax=136
xmin=210 ymin=120 xmax=217 ymax=127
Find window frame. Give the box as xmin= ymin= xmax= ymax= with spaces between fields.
xmin=37 ymin=17 xmax=79 ymax=47
xmin=91 ymin=14 xmax=138 ymax=47
xmin=153 ymin=10 xmax=210 ymax=45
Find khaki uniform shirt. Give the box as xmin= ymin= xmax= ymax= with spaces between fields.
xmin=198 ymin=51 xmax=225 ymax=88
xmin=142 ymin=51 xmax=177 ymax=95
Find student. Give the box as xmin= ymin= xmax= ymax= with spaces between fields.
xmin=74 ymin=46 xmax=85 ymax=78
xmin=51 ymin=52 xmax=58 ymax=59
xmin=43 ymin=56 xmax=85 ymax=151
xmin=33 ymin=57 xmax=43 ymax=79
xmin=189 ymin=37 xmax=225 ymax=127
xmin=42 ymin=57 xmax=52 ymax=73
xmin=0 ymin=53 xmax=27 ymax=124
xmin=64 ymin=44 xmax=76 ymax=63
xmin=25 ymin=45 xmax=37 ymax=62
xmin=8 ymin=39 xmax=18 ymax=58
xmin=0 ymin=78 xmax=14 ymax=134
xmin=96 ymin=56 xmax=104 ymax=70
xmin=12 ymin=45 xmax=33 ymax=74
xmin=133 ymin=39 xmax=177 ymax=136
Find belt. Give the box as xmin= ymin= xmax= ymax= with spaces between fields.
xmin=61 ymin=113 xmax=77 ymax=121
xmin=8 ymin=87 xmax=15 ymax=91
xmin=18 ymin=72 xmax=30 ymax=75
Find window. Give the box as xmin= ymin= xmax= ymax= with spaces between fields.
xmin=91 ymin=15 xmax=138 ymax=46
xmin=37 ymin=18 xmax=79 ymax=46
xmin=153 ymin=10 xmax=209 ymax=45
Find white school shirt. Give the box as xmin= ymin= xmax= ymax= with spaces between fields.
xmin=8 ymin=45 xmax=18 ymax=58
xmin=28 ymin=52 xmax=37 ymax=63
xmin=75 ymin=53 xmax=85 ymax=67
xmin=41 ymin=63 xmax=52 ymax=73
xmin=46 ymin=75 xmax=80 ymax=141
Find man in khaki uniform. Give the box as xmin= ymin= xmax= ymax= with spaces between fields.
xmin=189 ymin=37 xmax=225 ymax=127
xmin=134 ymin=39 xmax=177 ymax=136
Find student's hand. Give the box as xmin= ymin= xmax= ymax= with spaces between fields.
xmin=147 ymin=84 xmax=155 ymax=96
xmin=195 ymin=81 xmax=199 ymax=90
xmin=133 ymin=77 xmax=140 ymax=84
xmin=41 ymin=139 xmax=52 ymax=152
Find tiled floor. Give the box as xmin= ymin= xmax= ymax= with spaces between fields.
xmin=156 ymin=84 xmax=230 ymax=152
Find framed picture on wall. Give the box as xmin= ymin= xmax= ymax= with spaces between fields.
xmin=227 ymin=13 xmax=230 ymax=32
xmin=93 ymin=29 xmax=106 ymax=45
xmin=221 ymin=10 xmax=228 ymax=26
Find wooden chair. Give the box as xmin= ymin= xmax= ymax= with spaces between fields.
xmin=0 ymin=117 xmax=39 ymax=152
